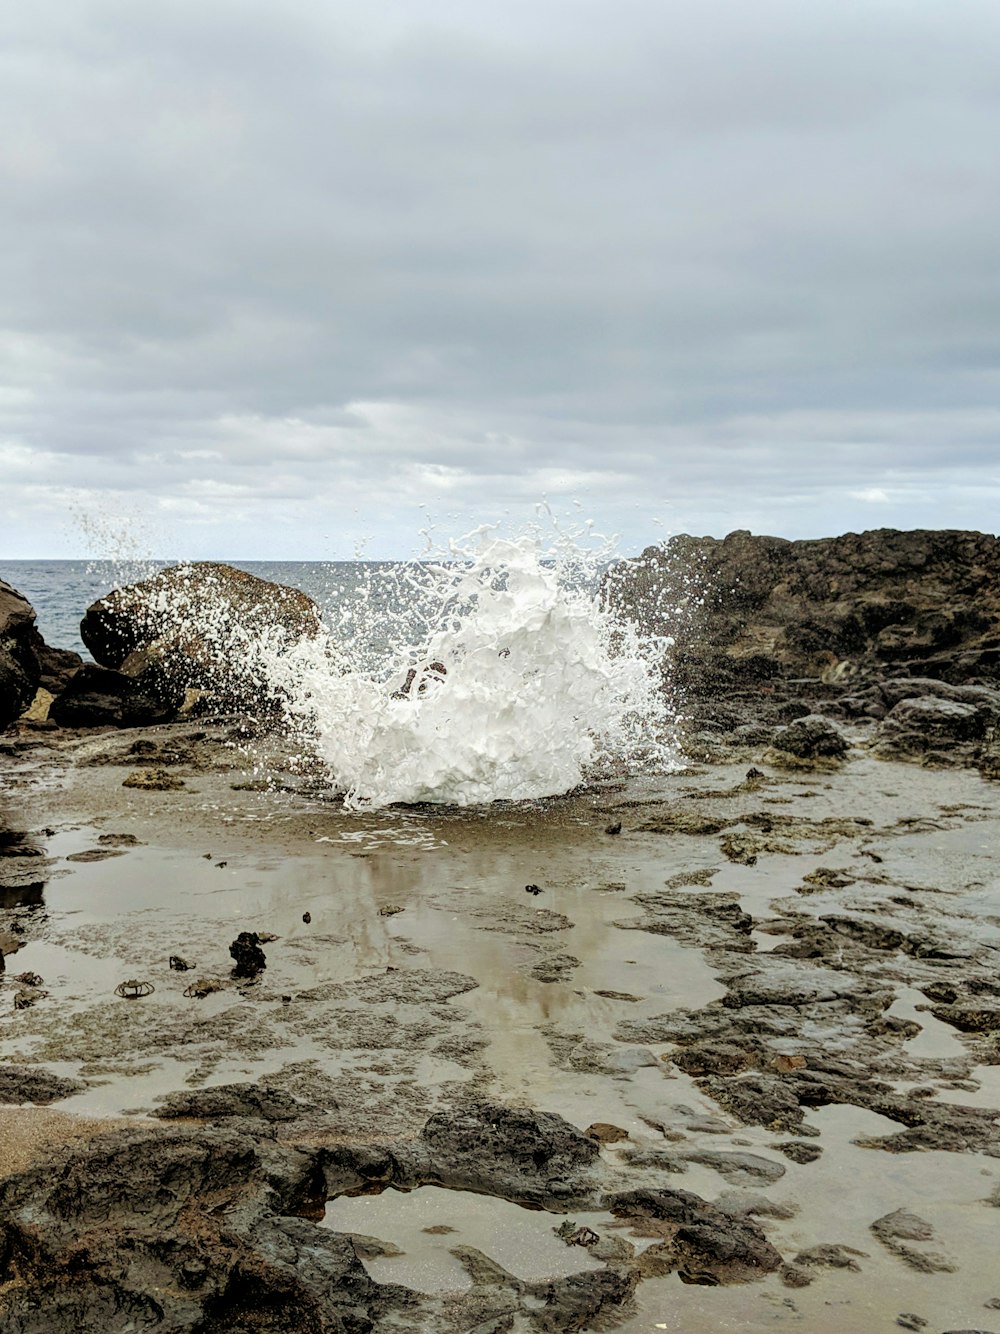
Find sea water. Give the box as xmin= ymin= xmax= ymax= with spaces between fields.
xmin=2 ymin=527 xmax=680 ymax=809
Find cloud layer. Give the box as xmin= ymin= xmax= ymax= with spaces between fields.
xmin=3 ymin=0 xmax=999 ymax=556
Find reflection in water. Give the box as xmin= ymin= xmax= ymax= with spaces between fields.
xmin=0 ymin=882 xmax=45 ymax=910
xmin=321 ymin=1185 xmax=607 ymax=1293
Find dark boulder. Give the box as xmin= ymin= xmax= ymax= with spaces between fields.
xmin=769 ymin=715 xmax=849 ymax=761
xmin=33 ymin=641 xmax=82 ymax=695
xmin=606 ymin=528 xmax=1000 ymax=757
xmin=0 ymin=580 xmax=41 ymax=731
xmin=230 ymin=931 xmax=267 ymax=978
xmin=413 ymin=1100 xmax=600 ymax=1206
xmin=47 ymin=663 xmax=184 ymax=728
xmin=607 ymin=1186 xmax=783 ymax=1282
xmin=80 ymin=562 xmax=322 ymax=712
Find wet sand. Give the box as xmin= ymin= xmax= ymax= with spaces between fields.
xmin=2 ymin=722 xmax=1000 ymax=1331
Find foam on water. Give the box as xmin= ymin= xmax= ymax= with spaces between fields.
xmin=274 ymin=527 xmax=678 ymax=809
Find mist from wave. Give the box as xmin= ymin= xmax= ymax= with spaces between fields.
xmin=9 ymin=522 xmax=682 ymax=809
xmin=272 ymin=526 xmax=679 ymax=809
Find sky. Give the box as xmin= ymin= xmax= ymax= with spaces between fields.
xmin=2 ymin=0 xmax=1000 ymax=560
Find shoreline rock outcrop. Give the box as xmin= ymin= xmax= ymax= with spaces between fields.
xmin=607 ymin=527 xmax=1000 ymax=769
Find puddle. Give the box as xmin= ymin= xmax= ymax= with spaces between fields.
xmin=320 ymin=1186 xmax=607 ymax=1293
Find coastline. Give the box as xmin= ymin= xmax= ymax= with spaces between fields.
xmin=2 ymin=716 xmax=1000 ymax=1330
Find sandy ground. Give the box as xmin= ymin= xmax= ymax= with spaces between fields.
xmin=2 ymin=721 xmax=1000 ymax=1332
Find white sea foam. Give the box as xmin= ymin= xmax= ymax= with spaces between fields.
xmin=274 ymin=526 xmax=679 ymax=809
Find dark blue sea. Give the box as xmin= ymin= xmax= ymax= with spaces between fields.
xmin=1 ymin=560 xmax=374 ymax=658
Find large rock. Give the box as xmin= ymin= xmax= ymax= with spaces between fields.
xmin=608 ymin=528 xmax=1000 ymax=688
xmin=47 ymin=663 xmax=184 ymax=729
xmin=0 ymin=580 xmax=41 ymax=731
xmin=80 ymin=563 xmax=323 ymax=711
xmin=606 ymin=529 xmax=1000 ymax=761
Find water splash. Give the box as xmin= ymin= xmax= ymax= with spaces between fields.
xmin=276 ymin=526 xmax=678 ymax=809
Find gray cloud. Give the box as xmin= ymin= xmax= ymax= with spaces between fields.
xmin=2 ymin=0 xmax=999 ymax=557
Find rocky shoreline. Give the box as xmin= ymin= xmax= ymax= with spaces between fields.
xmin=2 ymin=530 xmax=1000 ymax=1332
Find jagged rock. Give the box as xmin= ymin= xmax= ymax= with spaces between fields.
xmin=872 ymin=694 xmax=996 ymax=763
xmin=155 ymin=1083 xmax=314 ymax=1122
xmin=0 ymin=579 xmax=41 ymax=731
xmin=0 ymin=1065 xmax=86 ymax=1105
xmin=605 ymin=528 xmax=1000 ymax=755
xmin=33 ymin=641 xmax=82 ymax=695
xmin=767 ymin=716 xmax=849 ymax=764
xmin=230 ymin=931 xmax=267 ymax=977
xmin=80 ymin=562 xmax=322 ymax=712
xmin=48 ymin=663 xmax=184 ymax=728
xmin=607 ymin=1187 xmax=783 ymax=1283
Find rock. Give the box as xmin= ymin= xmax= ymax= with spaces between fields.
xmin=412 ymin=1101 xmax=600 ymax=1207
xmin=871 ymin=1208 xmax=956 ymax=1272
xmin=873 ymin=696 xmax=991 ymax=762
xmin=605 ymin=529 xmax=1000 ymax=750
xmin=585 ymin=1122 xmax=630 ymax=1144
xmin=33 ymin=641 xmax=83 ymax=695
xmin=794 ymin=1242 xmax=868 ymax=1271
xmin=0 ymin=1123 xmax=399 ymax=1332
xmin=49 ymin=663 xmax=184 ymax=728
xmin=0 ymin=579 xmax=41 ymax=731
xmin=607 ymin=1186 xmax=783 ymax=1283
xmin=767 ymin=716 xmax=849 ymax=764
xmin=0 ymin=1065 xmax=85 ymax=1104
xmin=80 ymin=562 xmax=322 ymax=713
xmin=775 ymin=1140 xmax=823 ymax=1164
xmin=230 ymin=931 xmax=267 ymax=977
xmin=154 ymin=1084 xmax=313 ymax=1122
xmin=530 ymin=952 xmax=581 ymax=983
xmin=122 ymin=768 xmax=186 ymax=791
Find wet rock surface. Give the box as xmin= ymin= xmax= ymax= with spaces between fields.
xmin=0 ymin=579 xmax=42 ymax=732
xmin=2 ymin=698 xmax=1000 ymax=1328
xmin=81 ymin=562 xmax=323 ymax=714
xmin=608 ymin=528 xmax=1000 ymax=774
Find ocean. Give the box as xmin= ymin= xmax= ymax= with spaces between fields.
xmin=3 ymin=542 xmax=677 ymax=808
xmin=2 ymin=559 xmax=372 ymax=658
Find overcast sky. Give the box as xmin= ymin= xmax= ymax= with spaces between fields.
xmin=2 ymin=0 xmax=999 ymax=559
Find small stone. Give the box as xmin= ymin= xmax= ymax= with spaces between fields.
xmin=302 ymin=911 xmax=311 ymax=924
xmin=896 ymin=1317 xmax=927 ymax=1331
xmin=604 ymin=821 xmax=623 ymax=835
xmin=123 ymin=768 xmax=185 ymax=792
xmin=585 ymin=1122 xmax=630 ymax=1144
xmin=525 ymin=884 xmax=543 ymax=895
xmin=169 ymin=956 xmax=193 ymax=971
xmin=776 ymin=1141 xmax=823 ymax=1164
xmin=229 ymin=931 xmax=266 ymax=977
xmin=378 ymin=904 xmax=405 ymax=916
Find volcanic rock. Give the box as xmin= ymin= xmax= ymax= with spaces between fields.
xmin=767 ymin=715 xmax=849 ymax=763
xmin=80 ymin=562 xmax=322 ymax=712
xmin=230 ymin=931 xmax=267 ymax=977
xmin=606 ymin=528 xmax=1000 ymax=754
xmin=0 ymin=579 xmax=41 ymax=731
xmin=48 ymin=663 xmax=184 ymax=729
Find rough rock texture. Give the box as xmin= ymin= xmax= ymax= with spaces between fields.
xmin=0 ymin=1104 xmax=641 ymax=1333
xmin=0 ymin=580 xmax=41 ymax=732
xmin=606 ymin=528 xmax=1000 ymax=765
xmin=80 ymin=562 xmax=323 ymax=712
xmin=48 ymin=663 xmax=185 ymax=729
